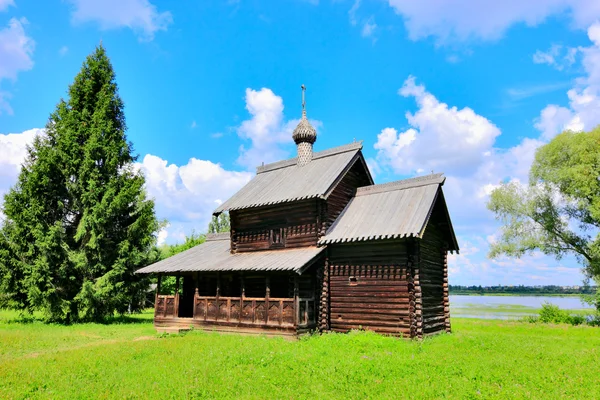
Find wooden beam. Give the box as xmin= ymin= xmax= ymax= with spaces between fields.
xmin=193 ymin=272 xmax=199 ymax=319
xmin=155 ymin=274 xmax=162 ymax=318
xmin=294 ymin=274 xmax=299 ymax=326
xmin=265 ymin=275 xmax=270 ymax=325
xmin=174 ymin=274 xmax=180 ymax=318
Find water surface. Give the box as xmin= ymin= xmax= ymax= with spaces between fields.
xmin=450 ymin=295 xmax=594 ymax=319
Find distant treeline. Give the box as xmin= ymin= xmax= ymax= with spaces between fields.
xmin=449 ymin=285 xmax=597 ymax=296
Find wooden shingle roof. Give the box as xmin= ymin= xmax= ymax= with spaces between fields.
xmin=136 ymin=233 xmax=324 ymax=274
xmin=318 ymin=174 xmax=459 ymax=252
xmin=213 ymin=142 xmax=371 ymax=213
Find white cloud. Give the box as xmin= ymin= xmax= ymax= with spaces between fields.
xmin=349 ymin=0 xmax=360 ymax=26
xmin=0 ymin=0 xmax=14 ymax=12
xmin=137 ymin=154 xmax=251 ymax=240
xmin=375 ymin=76 xmax=501 ymax=176
xmin=235 ymin=87 xmax=321 ymax=170
xmin=387 ymin=0 xmax=600 ymax=43
xmin=374 ymin=76 xmax=539 ymax=234
xmin=156 ymin=226 xmax=168 ymax=246
xmin=506 ymin=82 xmax=570 ymax=101
xmin=372 ymin=76 xmax=585 ymax=284
xmin=0 ymin=129 xmax=42 ymax=204
xmin=67 ymin=0 xmax=172 ymax=41
xmin=0 ymin=128 xmax=251 ymax=243
xmin=0 ymin=18 xmax=35 ymax=115
xmin=190 ymin=120 xmax=197 ymax=129
xmin=361 ymin=17 xmax=377 ymax=38
xmin=536 ymin=22 xmax=600 ymax=139
xmin=59 ymin=46 xmax=69 ymax=56
xmin=533 ymin=44 xmax=578 ymax=71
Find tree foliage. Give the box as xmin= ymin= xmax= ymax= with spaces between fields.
xmin=158 ymin=231 xmax=205 ymax=261
xmin=208 ymin=213 xmax=230 ymax=234
xmin=0 ymin=45 xmax=159 ymax=322
xmin=488 ymin=127 xmax=600 ymax=308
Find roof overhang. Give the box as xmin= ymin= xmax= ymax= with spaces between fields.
xmin=136 ymin=234 xmax=326 ymax=275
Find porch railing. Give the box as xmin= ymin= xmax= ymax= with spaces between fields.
xmin=193 ymin=295 xmax=315 ymax=327
xmin=156 ymin=293 xmax=316 ymax=327
xmin=155 ymin=294 xmax=178 ymax=318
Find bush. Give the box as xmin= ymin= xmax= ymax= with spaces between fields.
xmin=538 ymin=302 xmax=571 ymax=324
xmin=534 ymin=302 xmax=590 ymax=326
xmin=587 ymin=313 xmax=600 ymax=327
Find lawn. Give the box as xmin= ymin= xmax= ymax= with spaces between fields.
xmin=0 ymin=310 xmax=599 ymax=399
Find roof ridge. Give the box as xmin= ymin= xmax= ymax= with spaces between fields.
xmin=206 ymin=232 xmax=230 ymax=241
xmin=356 ymin=173 xmax=445 ymax=196
xmin=256 ymin=141 xmax=363 ymax=174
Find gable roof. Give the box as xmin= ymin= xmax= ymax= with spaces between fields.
xmin=136 ymin=233 xmax=325 ymax=275
xmin=214 ymin=142 xmax=371 ymax=214
xmin=318 ymin=173 xmax=459 ymax=252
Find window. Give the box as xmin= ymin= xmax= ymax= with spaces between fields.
xmin=269 ymin=228 xmax=285 ymax=248
xmin=348 ymin=276 xmax=358 ymax=286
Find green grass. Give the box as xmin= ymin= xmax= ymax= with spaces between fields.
xmin=0 ymin=310 xmax=599 ymax=399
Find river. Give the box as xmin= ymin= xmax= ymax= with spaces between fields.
xmin=450 ymin=294 xmax=595 ymax=319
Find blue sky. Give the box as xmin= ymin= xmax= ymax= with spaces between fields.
xmin=1 ymin=0 xmax=600 ymax=286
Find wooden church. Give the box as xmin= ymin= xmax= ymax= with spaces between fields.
xmin=136 ymin=87 xmax=459 ymax=338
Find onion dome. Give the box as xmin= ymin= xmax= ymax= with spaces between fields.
xmin=292 ymin=85 xmax=317 ymax=166
xmin=292 ymin=109 xmax=317 ymax=145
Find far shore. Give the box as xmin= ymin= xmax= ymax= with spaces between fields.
xmin=450 ymin=293 xmax=586 ymax=298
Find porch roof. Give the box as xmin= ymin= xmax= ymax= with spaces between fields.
xmin=135 ymin=233 xmax=325 ymax=275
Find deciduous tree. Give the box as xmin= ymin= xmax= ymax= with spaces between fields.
xmin=208 ymin=213 xmax=230 ymax=234
xmin=488 ymin=127 xmax=600 ymax=309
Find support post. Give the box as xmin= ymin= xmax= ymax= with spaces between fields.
xmin=174 ymin=274 xmax=180 ymax=318
xmin=155 ymin=274 xmax=162 ymax=317
xmin=241 ymin=274 xmax=246 ymax=298
xmin=294 ymin=274 xmax=299 ymax=326
xmin=240 ymin=273 xmax=245 ymax=321
xmin=216 ymin=272 xmax=220 ymax=321
xmin=193 ymin=272 xmax=199 ymax=319
xmin=265 ymin=275 xmax=270 ymax=324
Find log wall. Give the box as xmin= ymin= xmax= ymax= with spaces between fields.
xmin=326 ymin=240 xmax=413 ymax=336
xmin=230 ymin=199 xmax=320 ymax=252
xmin=419 ymin=222 xmax=449 ymax=335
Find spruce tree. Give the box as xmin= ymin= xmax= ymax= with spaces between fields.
xmin=0 ymin=45 xmax=159 ymax=322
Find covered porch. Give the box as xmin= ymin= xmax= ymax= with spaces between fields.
xmin=154 ymin=271 xmax=317 ymax=335
xmin=136 ymin=233 xmax=325 ymax=336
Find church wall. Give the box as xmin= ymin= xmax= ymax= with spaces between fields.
xmin=418 ymin=218 xmax=451 ymax=335
xmin=230 ymin=199 xmax=321 ymax=252
xmin=324 ymin=239 xmax=414 ymax=337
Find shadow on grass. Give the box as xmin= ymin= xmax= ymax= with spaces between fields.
xmin=97 ymin=313 xmax=154 ymax=325
xmin=0 ymin=309 xmax=154 ymax=326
